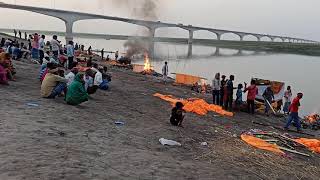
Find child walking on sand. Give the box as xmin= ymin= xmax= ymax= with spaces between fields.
xmin=170 ymin=102 xmax=185 ymax=127
xmin=235 ymin=84 xmax=243 ymax=111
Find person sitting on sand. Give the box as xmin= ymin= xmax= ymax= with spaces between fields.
xmin=84 ymin=69 xmax=95 ymax=93
xmin=98 ymin=67 xmax=110 ymax=90
xmin=65 ymin=67 xmax=79 ymax=87
xmin=66 ymin=74 xmax=89 ymax=105
xmin=0 ymin=52 xmax=15 ymax=81
xmin=170 ymin=102 xmax=185 ymax=127
xmin=39 ymin=62 xmax=56 ymax=83
xmin=41 ymin=68 xmax=67 ymax=99
xmin=91 ymin=63 xmax=103 ymax=89
xmin=0 ymin=61 xmax=8 ymax=85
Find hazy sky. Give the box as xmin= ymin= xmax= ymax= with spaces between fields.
xmin=0 ymin=0 xmax=319 ymax=40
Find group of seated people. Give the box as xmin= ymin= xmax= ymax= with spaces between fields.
xmin=1 ymin=38 xmax=31 ymax=61
xmin=40 ymin=60 xmax=111 ymax=105
xmin=0 ymin=52 xmax=16 ymax=85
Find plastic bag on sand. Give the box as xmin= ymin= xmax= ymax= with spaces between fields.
xmin=159 ymin=138 xmax=181 ymax=146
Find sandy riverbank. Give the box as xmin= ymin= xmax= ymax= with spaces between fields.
xmin=0 ymin=60 xmax=319 ymax=180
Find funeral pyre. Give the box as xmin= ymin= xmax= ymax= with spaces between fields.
xmin=302 ymin=113 xmax=320 ymax=130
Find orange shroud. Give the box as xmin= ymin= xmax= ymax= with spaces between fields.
xmin=153 ymin=93 xmax=233 ymax=116
xmin=175 ymin=73 xmax=202 ymax=85
xmin=295 ymin=138 xmax=320 ymax=154
xmin=241 ymin=134 xmax=285 ymax=155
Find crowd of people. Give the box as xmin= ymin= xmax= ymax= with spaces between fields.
xmin=210 ymin=72 xmax=303 ymax=132
xmin=1 ymin=31 xmax=112 ymax=106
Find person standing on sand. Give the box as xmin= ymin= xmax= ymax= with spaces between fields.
xmin=283 ymin=86 xmax=292 ymax=114
xmin=284 ymin=93 xmax=303 ymax=132
xmin=212 ymin=73 xmax=221 ymax=105
xmin=162 ymin=61 xmax=168 ymax=83
xmin=220 ymin=75 xmax=227 ymax=106
xmin=115 ymin=51 xmax=119 ymax=60
xmin=101 ymin=48 xmax=104 ymax=60
xmin=14 ymin=29 xmax=17 ymax=38
xmin=263 ymin=86 xmax=274 ymax=115
xmin=224 ymin=75 xmax=235 ymax=111
xmin=66 ymin=41 xmax=75 ymax=70
xmin=24 ymin=32 xmax=27 ymax=40
xmin=88 ymin=46 xmax=92 ymax=55
xmin=235 ymin=83 xmax=243 ymax=111
xmin=244 ymin=79 xmax=258 ymax=114
xmin=38 ymin=35 xmax=45 ymax=64
xmin=50 ymin=35 xmax=60 ymax=60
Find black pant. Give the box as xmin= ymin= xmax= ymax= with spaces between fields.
xmin=87 ymin=85 xmax=99 ymax=94
xmin=224 ymin=94 xmax=233 ymax=111
xmin=247 ymin=99 xmax=255 ymax=114
xmin=39 ymin=50 xmax=44 ymax=64
xmin=68 ymin=56 xmax=74 ymax=69
xmin=212 ymin=90 xmax=220 ymax=105
xmin=220 ymin=91 xmax=224 ymax=106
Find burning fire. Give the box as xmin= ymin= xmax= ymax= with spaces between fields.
xmin=305 ymin=113 xmax=320 ymax=123
xmin=144 ymin=52 xmax=152 ymax=71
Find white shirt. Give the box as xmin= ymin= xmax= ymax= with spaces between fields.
xmin=84 ymin=75 xmax=93 ymax=90
xmin=50 ymin=39 xmax=60 ymax=51
xmin=91 ymin=67 xmax=103 ymax=86
xmin=39 ymin=38 xmax=45 ymax=51
xmin=212 ymin=78 xmax=221 ymax=91
xmin=162 ymin=64 xmax=168 ymax=76
xmin=65 ymin=72 xmax=75 ymax=86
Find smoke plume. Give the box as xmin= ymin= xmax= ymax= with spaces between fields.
xmin=110 ymin=0 xmax=159 ymax=20
xmin=124 ymin=38 xmax=149 ymax=58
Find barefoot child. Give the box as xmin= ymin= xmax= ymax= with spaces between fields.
xmin=170 ymin=102 xmax=185 ymax=127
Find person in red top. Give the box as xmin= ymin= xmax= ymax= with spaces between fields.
xmin=244 ymin=79 xmax=258 ymax=114
xmin=284 ymin=93 xmax=303 ymax=132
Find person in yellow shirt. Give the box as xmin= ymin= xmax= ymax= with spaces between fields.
xmin=41 ymin=68 xmax=67 ymax=98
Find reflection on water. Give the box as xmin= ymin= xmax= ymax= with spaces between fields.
xmin=74 ymin=38 xmax=319 ymax=116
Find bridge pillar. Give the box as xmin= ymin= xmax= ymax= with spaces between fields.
xmin=65 ymin=21 xmax=74 ymax=45
xmin=214 ymin=47 xmax=220 ymax=56
xmin=239 ymin=35 xmax=244 ymax=41
xmin=187 ymin=29 xmax=194 ymax=57
xmin=216 ymin=33 xmax=222 ymax=41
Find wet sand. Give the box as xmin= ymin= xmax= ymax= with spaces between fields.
xmin=0 ymin=60 xmax=319 ymax=180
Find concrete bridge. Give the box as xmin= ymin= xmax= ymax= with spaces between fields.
xmin=0 ymin=3 xmax=318 ymax=57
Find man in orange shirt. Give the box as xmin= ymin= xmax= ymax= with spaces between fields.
xmin=284 ymin=93 xmax=303 ymax=132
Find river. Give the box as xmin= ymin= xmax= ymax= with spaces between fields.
xmin=71 ymin=38 xmax=320 ymax=116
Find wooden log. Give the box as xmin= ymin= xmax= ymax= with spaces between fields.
xmin=279 ymin=147 xmax=310 ymax=157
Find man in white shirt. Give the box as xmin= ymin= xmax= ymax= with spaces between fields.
xmin=65 ymin=68 xmax=78 ymax=87
xmin=66 ymin=41 xmax=75 ymax=69
xmin=50 ymin=35 xmax=60 ymax=60
xmin=162 ymin=61 xmax=168 ymax=83
xmin=212 ymin=73 xmax=221 ymax=105
xmin=38 ymin=35 xmax=45 ymax=64
xmin=91 ymin=63 xmax=103 ymax=86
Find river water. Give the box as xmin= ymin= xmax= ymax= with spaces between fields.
xmin=71 ymin=38 xmax=320 ymax=116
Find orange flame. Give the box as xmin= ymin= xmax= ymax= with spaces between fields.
xmin=305 ymin=113 xmax=320 ymax=123
xmin=144 ymin=52 xmax=151 ymax=71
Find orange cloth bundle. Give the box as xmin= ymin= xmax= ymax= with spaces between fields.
xmin=153 ymin=93 xmax=233 ymax=116
xmin=77 ymin=66 xmax=90 ymax=72
xmin=175 ymin=73 xmax=201 ymax=85
xmin=295 ymin=138 xmax=320 ymax=154
xmin=241 ymin=134 xmax=285 ymax=155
